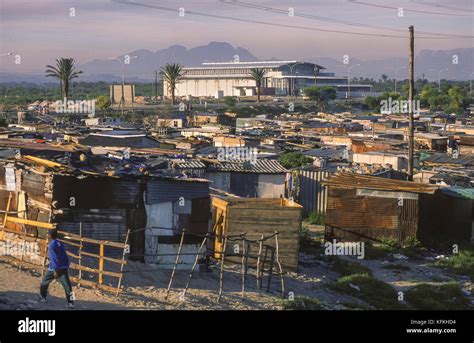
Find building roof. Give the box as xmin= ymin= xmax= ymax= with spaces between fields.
xmin=207 ymin=159 xmax=288 ymax=174
xmin=195 ymin=60 xmax=325 ymax=70
xmin=303 ymin=147 xmax=345 ymax=159
xmin=323 ymin=172 xmax=439 ymax=194
xmin=170 ymin=159 xmax=206 ymax=169
xmin=440 ymin=187 xmax=474 ymax=200
xmin=423 ymin=153 xmax=474 ymax=166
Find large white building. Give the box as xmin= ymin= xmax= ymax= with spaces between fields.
xmin=163 ymin=61 xmax=372 ymax=99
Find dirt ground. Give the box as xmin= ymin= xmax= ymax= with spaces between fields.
xmin=0 ymin=246 xmax=473 ymax=310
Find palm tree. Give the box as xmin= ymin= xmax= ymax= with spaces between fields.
xmin=45 ymin=58 xmax=82 ymax=101
xmin=160 ymin=63 xmax=186 ymax=105
xmin=249 ymin=68 xmax=266 ymax=103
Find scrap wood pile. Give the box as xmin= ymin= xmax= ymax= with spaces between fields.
xmin=323 ymin=172 xmax=440 ymax=194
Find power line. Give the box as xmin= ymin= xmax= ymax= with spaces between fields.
xmin=410 ymin=0 xmax=474 ymax=13
xmin=222 ymin=0 xmax=474 ymax=38
xmin=348 ymin=0 xmax=473 ymax=17
xmin=111 ymin=0 xmax=470 ymax=39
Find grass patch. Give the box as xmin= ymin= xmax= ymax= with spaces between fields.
xmin=280 ymin=296 xmax=325 ymax=310
xmin=331 ymin=258 xmax=372 ymax=277
xmin=364 ymin=237 xmax=426 ymax=260
xmin=329 ymin=273 xmax=407 ymax=310
xmin=405 ymin=282 xmax=472 ymax=310
xmin=399 ymin=237 xmax=427 ymax=259
xmin=306 ymin=211 xmax=325 ymax=225
xmin=364 ymin=242 xmax=396 ymax=260
xmin=436 ymin=250 xmax=474 ymax=280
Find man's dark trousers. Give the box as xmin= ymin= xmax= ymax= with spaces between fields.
xmin=40 ymin=269 xmax=73 ymax=303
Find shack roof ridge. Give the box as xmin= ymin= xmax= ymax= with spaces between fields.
xmin=323 ymin=172 xmax=440 ymax=194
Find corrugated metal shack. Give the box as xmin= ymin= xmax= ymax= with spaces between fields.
xmin=323 ymin=173 xmax=439 ymax=245
xmin=211 ymin=196 xmax=302 ymax=272
xmin=206 ymin=159 xmax=288 ymax=198
xmin=287 ymin=169 xmax=330 ymax=217
xmin=418 ymin=187 xmax=474 ymax=244
xmin=144 ymin=178 xmax=210 ymax=268
xmin=0 ymin=155 xmax=211 ymax=266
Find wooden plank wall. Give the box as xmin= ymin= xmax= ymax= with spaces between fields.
xmin=224 ymin=203 xmax=301 ymax=272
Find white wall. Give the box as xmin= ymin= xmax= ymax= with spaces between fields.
xmin=257 ymin=174 xmax=286 ymax=198
xmin=166 ymin=78 xmax=257 ymax=98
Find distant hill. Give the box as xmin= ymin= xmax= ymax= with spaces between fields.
xmin=79 ymin=41 xmax=258 ymax=81
xmin=310 ymin=48 xmax=474 ymax=81
xmin=0 ymin=44 xmax=472 ymax=83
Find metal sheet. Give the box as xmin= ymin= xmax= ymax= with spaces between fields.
xmin=297 ymin=170 xmax=329 ymax=217
xmin=146 ymin=180 xmax=209 ymax=204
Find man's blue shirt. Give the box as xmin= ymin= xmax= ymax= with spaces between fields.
xmin=48 ymin=239 xmax=69 ymax=271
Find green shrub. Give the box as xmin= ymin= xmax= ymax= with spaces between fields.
xmin=405 ymin=282 xmax=471 ymax=310
xmin=436 ymin=250 xmax=474 ymax=280
xmin=278 ymin=152 xmax=312 ymax=169
xmin=330 ymin=273 xmax=406 ymax=310
xmin=307 ymin=211 xmax=325 ymax=225
xmin=280 ymin=296 xmax=325 ymax=310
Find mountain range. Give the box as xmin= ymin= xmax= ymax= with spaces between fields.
xmin=1 ymin=42 xmax=472 ymax=83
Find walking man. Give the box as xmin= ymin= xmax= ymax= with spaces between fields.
xmin=38 ymin=229 xmax=75 ymax=308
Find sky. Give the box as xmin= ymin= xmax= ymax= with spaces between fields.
xmin=0 ymin=0 xmax=473 ymax=72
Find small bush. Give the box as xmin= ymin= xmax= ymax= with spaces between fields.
xmin=364 ymin=242 xmax=394 ymax=260
xmin=307 ymin=211 xmax=325 ymax=225
xmin=400 ymin=236 xmax=427 ymax=259
xmin=436 ymin=250 xmax=474 ymax=280
xmin=364 ymin=237 xmax=427 ymax=260
xmin=330 ymin=273 xmax=406 ymax=310
xmin=278 ymin=152 xmax=312 ymax=169
xmin=405 ymin=282 xmax=471 ymax=310
xmin=280 ymin=296 xmax=325 ymax=310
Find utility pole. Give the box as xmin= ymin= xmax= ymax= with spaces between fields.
xmin=408 ymin=26 xmax=415 ymax=181
xmin=154 ymin=70 xmax=158 ymax=102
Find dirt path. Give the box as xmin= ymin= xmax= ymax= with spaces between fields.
xmin=1 ymin=249 xmax=472 ymax=310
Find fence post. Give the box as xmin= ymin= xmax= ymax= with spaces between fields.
xmin=217 ymin=235 xmax=228 ymax=302
xmin=78 ymin=223 xmax=83 ymax=282
xmin=274 ymin=232 xmax=285 ymax=298
xmin=241 ymin=235 xmax=246 ymax=299
xmin=256 ymin=234 xmax=264 ymax=291
xmin=182 ymin=234 xmax=208 ymax=298
xmin=165 ymin=229 xmax=185 ymax=300
xmin=115 ymin=229 xmax=130 ymax=297
xmin=99 ymin=243 xmax=104 ymax=285
xmin=3 ymin=192 xmax=12 ymax=227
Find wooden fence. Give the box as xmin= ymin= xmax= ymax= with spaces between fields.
xmin=0 ymin=214 xmax=130 ymax=296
